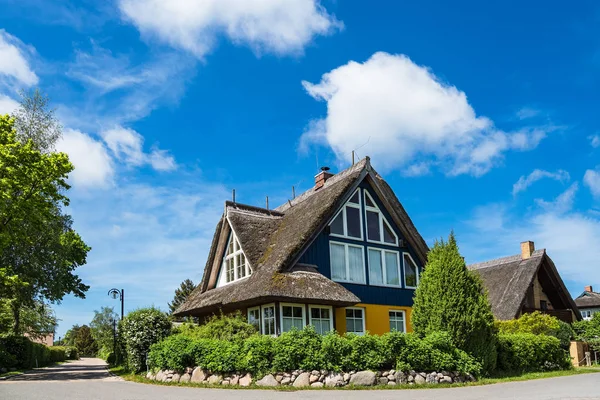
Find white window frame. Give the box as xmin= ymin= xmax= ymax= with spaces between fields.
xmin=248 ymin=306 xmax=261 ymax=333
xmin=329 ymin=189 xmax=364 ymax=241
xmin=345 ymin=306 xmax=366 ymax=336
xmin=364 ymin=190 xmax=398 ymax=246
xmin=389 ymin=309 xmax=407 ymax=333
xmin=217 ymin=233 xmax=252 ymax=287
xmin=367 ymin=247 xmax=402 ymax=288
xmin=403 ymin=252 xmax=419 ymax=289
xmin=261 ymin=303 xmax=276 ymax=336
xmin=308 ymin=305 xmax=334 ymax=334
xmin=279 ymin=303 xmax=306 ymax=333
xmin=329 ymin=241 xmax=366 ymax=284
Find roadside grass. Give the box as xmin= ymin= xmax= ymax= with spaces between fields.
xmin=110 ymin=366 xmax=600 ymax=391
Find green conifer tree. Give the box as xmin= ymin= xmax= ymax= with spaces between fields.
xmin=412 ymin=232 xmax=497 ymax=374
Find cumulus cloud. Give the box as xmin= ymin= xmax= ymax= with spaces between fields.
xmin=584 ymin=168 xmax=600 ymax=198
xmin=55 ymin=129 xmax=114 ymax=188
xmin=301 ymin=52 xmax=554 ymax=176
xmin=589 ymin=134 xmax=600 ymax=149
xmin=516 ymin=107 xmax=540 ymax=120
xmin=512 ymin=169 xmax=570 ymax=196
xmin=0 ymin=93 xmax=19 ymax=114
xmin=118 ymin=0 xmax=342 ymax=58
xmin=101 ymin=126 xmax=177 ymax=172
xmin=0 ymin=29 xmax=38 ymax=89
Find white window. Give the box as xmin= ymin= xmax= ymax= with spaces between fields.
xmin=345 ymin=307 xmax=365 ymax=335
xmin=403 ymin=252 xmax=419 ymax=288
xmin=582 ymin=310 xmax=592 ymax=319
xmin=389 ymin=310 xmax=406 ymax=332
xmin=368 ymin=248 xmax=401 ymax=287
xmin=364 ymin=191 xmax=398 ymax=245
xmin=330 ymin=242 xmax=366 ymax=284
xmin=329 ymin=189 xmax=363 ymax=240
xmin=218 ymin=233 xmax=251 ymax=287
xmin=309 ymin=306 xmax=333 ymax=334
xmin=280 ymin=303 xmax=305 ymax=333
xmin=262 ymin=304 xmax=276 ymax=336
xmin=248 ymin=307 xmax=260 ymax=332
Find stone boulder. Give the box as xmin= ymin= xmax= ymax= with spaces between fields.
xmin=414 ymin=374 xmax=426 ymax=385
xmin=190 ymin=368 xmax=207 ymax=383
xmin=208 ymin=374 xmax=223 ymax=385
xmin=256 ymin=374 xmax=279 ymax=387
xmin=179 ymin=373 xmax=191 ymax=383
xmin=171 ymin=373 xmax=181 ymax=383
xmin=311 ymin=382 xmax=324 ymax=387
xmin=293 ymin=372 xmax=311 ymax=387
xmin=239 ymin=373 xmax=252 ymax=387
xmin=349 ymin=371 xmax=377 ymax=386
xmin=325 ymin=373 xmax=343 ymax=387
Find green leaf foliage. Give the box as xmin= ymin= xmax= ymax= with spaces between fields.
xmin=90 ymin=306 xmax=118 ymax=358
xmin=168 ymin=279 xmax=195 ymax=317
xmin=74 ymin=325 xmax=98 ymax=357
xmin=412 ymin=232 xmax=498 ymax=374
xmin=0 ymin=336 xmax=69 ymax=369
xmin=573 ymin=313 xmax=600 ymax=352
xmin=496 ymin=312 xmax=574 ymax=348
xmin=175 ymin=311 xmax=257 ymax=342
xmin=271 ymin=326 xmax=323 ymax=371
xmin=119 ymin=307 xmax=171 ymax=372
xmin=496 ymin=333 xmax=571 ymax=372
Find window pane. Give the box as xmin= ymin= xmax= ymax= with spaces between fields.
xmin=346 ymin=207 xmax=361 ymax=238
xmin=321 ymin=308 xmax=329 ymax=319
xmin=228 ymin=237 xmax=234 ymax=254
xmin=248 ymin=309 xmax=260 ymax=330
xmin=346 ymin=309 xmax=353 ymax=318
xmin=368 ymin=249 xmax=383 ymax=285
xmin=293 ymin=318 xmax=304 ymax=330
xmin=348 ymin=191 xmax=360 ymax=204
xmin=293 ymin=306 xmax=303 ymax=318
xmin=330 ymin=212 xmax=344 ymax=235
xmin=366 ymin=211 xmax=380 ymax=241
xmin=404 ymin=254 xmax=417 ymax=287
xmin=365 ymin=193 xmax=376 ymax=208
xmin=282 ymin=318 xmax=293 ymax=332
xmin=267 ymin=318 xmax=275 ymax=335
xmin=311 ymin=308 xmax=320 ymax=319
xmin=348 ymin=246 xmax=365 ymax=283
xmin=331 ymin=243 xmax=346 ymax=281
xmin=383 ymin=221 xmax=396 ymax=244
xmin=385 ymin=252 xmax=399 ymax=285
xmin=354 ymin=309 xmax=363 ymax=319
xmin=320 ymin=319 xmax=331 ymax=333
xmin=346 ymin=318 xmax=354 ymax=333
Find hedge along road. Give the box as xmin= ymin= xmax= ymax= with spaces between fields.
xmin=1 ymin=358 xmax=599 ymax=400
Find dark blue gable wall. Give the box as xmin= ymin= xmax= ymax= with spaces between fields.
xmin=298 ymin=180 xmax=423 ymax=307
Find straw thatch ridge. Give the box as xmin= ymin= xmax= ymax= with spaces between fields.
xmin=575 ymin=290 xmax=600 ymax=308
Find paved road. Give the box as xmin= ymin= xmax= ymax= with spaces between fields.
xmin=1 ymin=358 xmax=599 ymax=400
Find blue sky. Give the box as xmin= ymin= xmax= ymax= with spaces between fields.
xmin=1 ymin=0 xmax=599 ymax=338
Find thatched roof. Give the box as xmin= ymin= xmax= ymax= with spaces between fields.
xmin=175 ymin=157 xmax=429 ymax=316
xmin=575 ymin=291 xmax=600 ymax=308
xmin=468 ymin=250 xmax=580 ymax=320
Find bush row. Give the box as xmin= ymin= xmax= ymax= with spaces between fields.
xmin=148 ymin=328 xmax=482 ymax=377
xmin=0 ymin=336 xmax=77 ymax=369
xmin=496 ymin=333 xmax=571 ymax=373
xmin=496 ymin=312 xmax=574 ymax=349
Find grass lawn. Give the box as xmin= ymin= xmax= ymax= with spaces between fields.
xmin=110 ymin=366 xmax=600 ymax=390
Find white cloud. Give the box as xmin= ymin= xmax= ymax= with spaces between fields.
xmin=534 ymin=183 xmax=578 ymax=214
xmin=589 ymin=134 xmax=600 ymax=149
xmin=512 ymin=169 xmax=570 ymax=196
xmin=0 ymin=30 xmax=38 ymax=88
xmin=516 ymin=107 xmax=540 ymax=120
xmin=0 ymin=94 xmax=19 ymax=114
xmin=118 ymin=0 xmax=342 ymax=58
xmin=100 ymin=126 xmax=177 ymax=172
xmin=584 ymin=168 xmax=600 ymax=198
xmin=55 ymin=129 xmax=114 ymax=188
xmin=301 ymin=52 xmax=553 ymax=176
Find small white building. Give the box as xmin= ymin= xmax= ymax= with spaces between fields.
xmin=574 ymin=286 xmax=600 ymax=320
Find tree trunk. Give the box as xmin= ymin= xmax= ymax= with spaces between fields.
xmin=11 ymin=301 xmax=21 ymax=335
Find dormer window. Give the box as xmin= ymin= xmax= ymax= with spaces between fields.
xmin=364 ymin=190 xmax=398 ymax=245
xmin=219 ymin=233 xmax=251 ymax=286
xmin=329 ymin=189 xmax=363 ymax=240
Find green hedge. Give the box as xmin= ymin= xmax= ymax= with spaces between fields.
xmin=496 ymin=312 xmax=574 ymax=348
xmin=148 ymin=327 xmax=481 ymax=377
xmin=496 ymin=333 xmax=571 ymax=373
xmin=0 ymin=336 xmax=72 ymax=369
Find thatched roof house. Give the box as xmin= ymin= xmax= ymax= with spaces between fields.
xmin=574 ymin=286 xmax=600 ymax=320
xmin=175 ymin=157 xmax=429 ymax=336
xmin=468 ymin=241 xmax=581 ymax=323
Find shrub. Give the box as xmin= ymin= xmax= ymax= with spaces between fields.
xmin=238 ymin=334 xmax=274 ymax=376
xmin=0 ymin=336 xmax=68 ymax=369
xmin=321 ymin=331 xmax=352 ymax=371
xmin=63 ymin=346 xmax=78 ymax=360
xmin=176 ymin=312 xmax=257 ymax=342
xmin=202 ymin=340 xmax=241 ymax=373
xmin=49 ymin=347 xmax=66 ymax=362
xmin=74 ymin=325 xmax=98 ymax=357
xmin=496 ymin=333 xmax=571 ymax=372
xmin=412 ymin=232 xmax=498 ymax=374
xmin=343 ymin=333 xmax=385 ymax=371
xmin=119 ymin=307 xmax=171 ymax=372
xmin=272 ymin=326 xmax=323 ymax=371
xmin=106 ymin=352 xmax=116 ymax=365
xmin=496 ymin=312 xmax=574 ymax=348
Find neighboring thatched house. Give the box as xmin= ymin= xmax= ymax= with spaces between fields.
xmin=468 ymin=241 xmax=581 ymax=323
xmin=175 ymin=157 xmax=429 ymax=335
xmin=574 ymin=286 xmax=600 ymax=320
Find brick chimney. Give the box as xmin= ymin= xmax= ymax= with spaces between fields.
xmin=585 ymin=285 xmax=593 ymax=293
xmin=315 ymin=167 xmax=334 ymax=190
xmin=520 ymin=241 xmax=535 ymax=259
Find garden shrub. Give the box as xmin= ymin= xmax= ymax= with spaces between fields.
xmin=321 ymin=331 xmax=352 ymax=371
xmin=0 ymin=336 xmax=68 ymax=368
xmin=496 ymin=312 xmax=574 ymax=348
xmin=343 ymin=333 xmax=385 ymax=371
xmin=271 ymin=326 xmax=323 ymax=371
xmin=49 ymin=347 xmax=66 ymax=362
xmin=496 ymin=333 xmax=571 ymax=373
xmin=412 ymin=233 xmax=498 ymax=374
xmin=238 ymin=334 xmax=274 ymax=376
xmin=63 ymin=346 xmax=78 ymax=360
xmin=119 ymin=307 xmax=171 ymax=372
xmin=202 ymin=340 xmax=241 ymax=373
xmin=177 ymin=312 xmax=257 ymax=342
xmin=106 ymin=352 xmax=116 ymax=365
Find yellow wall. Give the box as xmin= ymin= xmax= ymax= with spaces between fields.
xmin=335 ymin=303 xmax=413 ymax=335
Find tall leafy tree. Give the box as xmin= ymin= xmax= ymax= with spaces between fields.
xmin=412 ymin=232 xmax=498 ymax=374
xmin=62 ymin=325 xmax=81 ymax=346
xmin=12 ymin=89 xmax=62 ymax=152
xmin=74 ymin=325 xmax=98 ymax=357
xmin=0 ymin=114 xmax=90 ymax=333
xmin=168 ymin=279 xmax=195 ymax=316
xmin=90 ymin=307 xmax=118 ymax=354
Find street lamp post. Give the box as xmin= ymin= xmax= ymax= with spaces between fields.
xmin=108 ymin=288 xmax=124 ymax=320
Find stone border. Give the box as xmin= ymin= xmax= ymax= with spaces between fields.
xmin=147 ymin=367 xmax=475 ymax=388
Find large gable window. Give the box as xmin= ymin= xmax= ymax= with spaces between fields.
xmin=364 ymin=191 xmax=398 ymax=245
xmin=368 ymin=248 xmax=401 ymax=287
xmin=329 ymin=189 xmax=363 ymax=240
xmin=330 ymin=242 xmax=366 ymax=284
xmin=403 ymin=252 xmax=419 ymax=288
xmin=219 ymin=234 xmax=251 ymax=286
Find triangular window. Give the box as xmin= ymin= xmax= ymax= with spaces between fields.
xmin=219 ymin=233 xmax=251 ymax=286
xmin=364 ymin=190 xmax=398 ymax=245
xmin=328 ymin=189 xmax=363 ymax=240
